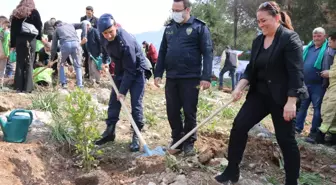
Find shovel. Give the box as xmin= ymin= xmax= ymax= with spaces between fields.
xmin=107 ymin=73 xmax=165 ymax=157
xmin=166 ymin=98 xmax=234 ymax=154
xmin=33 ymin=60 xmax=57 ymax=78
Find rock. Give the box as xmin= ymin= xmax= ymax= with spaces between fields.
xmin=148 ymin=182 xmax=156 ymax=185
xmin=249 ymin=123 xmax=272 ymax=138
xmin=220 ymin=158 xmax=228 ymax=166
xmin=32 ymin=111 xmax=52 ymax=126
xmin=249 ymin=163 xmax=257 ymax=169
xmin=170 ymin=175 xmax=187 ymax=185
xmin=95 ymin=88 xmax=111 ymax=105
xmin=151 ymin=133 xmax=160 ymax=140
xmin=75 ymin=170 xmax=112 ymax=185
xmin=330 ymin=165 xmax=336 ymax=170
xmin=0 ymin=96 xmax=14 ymax=112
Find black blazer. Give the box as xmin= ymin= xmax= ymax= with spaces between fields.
xmin=10 ymin=9 xmax=43 ymax=47
xmin=242 ymin=25 xmax=306 ymax=106
xmin=80 ymin=15 xmax=98 ymax=29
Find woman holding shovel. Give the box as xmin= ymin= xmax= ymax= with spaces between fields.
xmin=215 ymin=2 xmax=308 ymax=185
xmin=95 ymin=13 xmax=151 ymax=152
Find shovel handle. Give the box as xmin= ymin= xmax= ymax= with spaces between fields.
xmin=170 ymin=98 xmax=234 ymax=150
xmin=33 ymin=60 xmax=57 ymax=78
xmin=108 ymin=74 xmax=148 ymax=147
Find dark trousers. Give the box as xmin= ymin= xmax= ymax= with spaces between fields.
xmin=296 ymin=84 xmax=326 ymax=134
xmin=106 ymin=72 xmax=145 ymax=130
xmin=150 ymin=61 xmax=156 ymax=77
xmin=228 ymin=92 xmax=300 ymax=181
xmin=82 ymin=47 xmax=89 ymax=75
xmin=14 ymin=36 xmax=36 ymax=92
xmin=219 ymin=66 xmax=236 ymax=90
xmin=165 ymin=78 xmax=200 ymax=144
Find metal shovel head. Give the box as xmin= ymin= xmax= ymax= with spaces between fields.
xmin=139 ymin=145 xmax=166 ymax=157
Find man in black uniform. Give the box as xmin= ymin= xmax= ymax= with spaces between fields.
xmin=154 ymin=0 xmax=213 ymax=156
xmin=95 ymin=13 xmax=151 ymax=152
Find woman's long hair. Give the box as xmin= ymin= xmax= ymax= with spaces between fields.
xmin=11 ymin=0 xmax=36 ymax=19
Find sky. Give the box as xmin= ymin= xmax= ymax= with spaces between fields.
xmin=1 ymin=0 xmax=194 ymax=34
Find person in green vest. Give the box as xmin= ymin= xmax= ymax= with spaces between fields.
xmin=33 ymin=61 xmax=54 ymax=86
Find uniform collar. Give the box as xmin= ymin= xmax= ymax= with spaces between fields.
xmin=185 ymin=16 xmax=195 ymax=24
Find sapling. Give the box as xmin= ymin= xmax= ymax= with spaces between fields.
xmin=65 ymin=88 xmax=102 ymax=171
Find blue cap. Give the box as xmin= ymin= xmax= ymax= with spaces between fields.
xmin=98 ymin=13 xmax=115 ymax=33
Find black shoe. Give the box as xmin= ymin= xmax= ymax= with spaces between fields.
xmin=129 ymin=133 xmax=140 ymax=152
xmin=61 ymin=83 xmax=67 ymax=89
xmin=215 ymin=165 xmax=240 ymax=183
xmin=331 ymin=134 xmax=336 ymax=146
xmin=315 ymin=130 xmax=326 ymax=144
xmin=285 ymin=179 xmax=298 ymax=185
xmin=95 ymin=125 xmax=116 ymax=145
xmin=305 ymin=132 xmax=317 ymax=144
xmin=183 ymin=142 xmax=196 ymax=156
xmin=84 ymin=73 xmax=89 ymax=79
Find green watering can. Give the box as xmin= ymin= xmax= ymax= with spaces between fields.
xmin=0 ymin=109 xmax=33 ymax=143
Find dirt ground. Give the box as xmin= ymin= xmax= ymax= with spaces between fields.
xmin=0 ymin=77 xmax=335 ymax=185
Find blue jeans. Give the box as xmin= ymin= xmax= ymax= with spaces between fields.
xmin=295 ymin=84 xmax=326 ymax=134
xmin=219 ymin=66 xmax=236 ymax=90
xmin=236 ymin=72 xmax=243 ymax=83
xmin=60 ymin=41 xmax=83 ymax=87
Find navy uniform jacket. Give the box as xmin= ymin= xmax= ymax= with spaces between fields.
xmin=101 ymin=28 xmax=150 ymax=95
xmin=154 ymin=16 xmax=213 ymax=81
xmin=86 ymin=27 xmax=101 ymax=58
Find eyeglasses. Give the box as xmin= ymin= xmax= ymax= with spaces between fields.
xmin=258 ymin=1 xmax=278 ymax=14
xmin=169 ymin=8 xmax=186 ymax=13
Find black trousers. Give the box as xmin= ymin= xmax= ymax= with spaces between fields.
xmin=14 ymin=36 xmax=36 ymax=92
xmin=165 ymin=78 xmax=200 ymax=144
xmin=227 ymin=92 xmax=300 ymax=181
xmin=82 ymin=46 xmax=89 ymax=75
xmin=150 ymin=61 xmax=156 ymax=78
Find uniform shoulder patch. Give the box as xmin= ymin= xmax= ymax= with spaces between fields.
xmin=194 ymin=18 xmax=207 ymax=25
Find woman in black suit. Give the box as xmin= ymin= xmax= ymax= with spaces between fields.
xmin=215 ymin=1 xmax=307 ymax=185
xmin=10 ymin=0 xmax=42 ymax=93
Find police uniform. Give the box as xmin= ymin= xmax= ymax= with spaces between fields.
xmin=95 ymin=14 xmax=151 ymax=152
xmin=154 ymin=16 xmax=213 ymax=154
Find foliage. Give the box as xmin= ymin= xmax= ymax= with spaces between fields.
xmin=298 ymin=172 xmax=323 ymax=185
xmin=29 ymin=93 xmax=61 ymax=115
xmin=64 ymin=88 xmax=102 ymax=171
xmin=144 ymin=110 xmax=158 ymax=127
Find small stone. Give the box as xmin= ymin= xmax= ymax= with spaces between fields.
xmin=148 ymin=182 xmax=156 ymax=185
xmin=151 ymin=133 xmax=160 ymax=139
xmin=330 ymin=165 xmax=336 ymax=170
xmin=249 ymin=163 xmax=257 ymax=169
xmin=220 ymin=158 xmax=229 ymax=166
xmin=132 ymin=160 xmax=137 ymax=166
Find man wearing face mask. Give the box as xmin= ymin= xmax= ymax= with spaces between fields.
xmin=95 ymin=13 xmax=151 ymax=152
xmin=154 ymin=0 xmax=213 ymax=156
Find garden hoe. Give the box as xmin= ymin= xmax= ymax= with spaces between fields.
xmin=166 ymin=98 xmax=234 ymax=155
xmin=107 ymin=74 xmax=165 ymax=157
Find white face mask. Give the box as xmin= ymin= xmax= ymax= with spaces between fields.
xmin=172 ymin=11 xmax=185 ymax=23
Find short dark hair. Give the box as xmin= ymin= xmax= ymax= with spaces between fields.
xmin=86 ymin=6 xmax=93 ymax=11
xmin=174 ymin=0 xmax=192 ymax=8
xmin=329 ymin=32 xmax=336 ymax=41
xmin=142 ymin=41 xmax=148 ymax=45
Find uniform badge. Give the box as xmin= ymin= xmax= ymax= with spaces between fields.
xmin=186 ymin=27 xmax=193 ymax=35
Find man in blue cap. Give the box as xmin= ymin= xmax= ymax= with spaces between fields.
xmin=95 ymin=13 xmax=151 ymax=152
